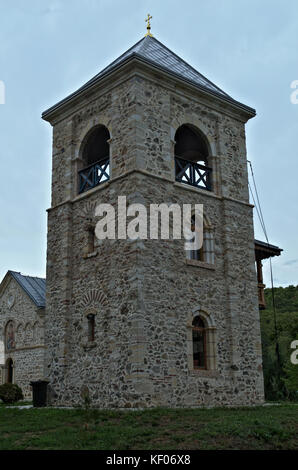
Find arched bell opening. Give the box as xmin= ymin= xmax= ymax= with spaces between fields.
xmin=78 ymin=125 xmax=110 ymax=194
xmin=174 ymin=124 xmax=212 ymax=191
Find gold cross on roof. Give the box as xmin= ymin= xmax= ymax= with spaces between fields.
xmin=145 ymin=14 xmax=153 ymax=37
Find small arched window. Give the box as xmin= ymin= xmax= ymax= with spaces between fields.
xmin=79 ymin=125 xmax=110 ymax=194
xmin=187 ymin=215 xmax=214 ymax=264
xmin=83 ymin=224 xmax=96 ymax=258
xmin=87 ymin=314 xmax=95 ymax=342
xmin=192 ymin=316 xmax=207 ymax=370
xmin=175 ymin=124 xmax=212 ymax=191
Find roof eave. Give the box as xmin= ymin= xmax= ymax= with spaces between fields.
xmin=42 ymin=54 xmax=256 ymax=123
xmin=254 ymin=240 xmax=283 ymax=260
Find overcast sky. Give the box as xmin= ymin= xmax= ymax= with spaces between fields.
xmin=0 ymin=0 xmax=297 ymax=287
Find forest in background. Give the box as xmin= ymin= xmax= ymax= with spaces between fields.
xmin=260 ymin=285 xmax=298 ymax=400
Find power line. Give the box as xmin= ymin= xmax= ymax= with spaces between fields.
xmin=247 ymin=160 xmax=281 ymax=368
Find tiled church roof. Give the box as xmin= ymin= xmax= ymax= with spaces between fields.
xmin=9 ymin=271 xmax=46 ymax=308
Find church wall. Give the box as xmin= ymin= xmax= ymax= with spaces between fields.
xmin=46 ymin=169 xmax=151 ymax=406
xmin=118 ymin=172 xmax=264 ymax=407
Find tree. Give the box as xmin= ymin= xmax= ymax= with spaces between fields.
xmin=260 ymin=286 xmax=298 ymax=401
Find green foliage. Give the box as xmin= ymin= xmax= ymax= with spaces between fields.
xmin=0 ymin=384 xmax=24 ymax=404
xmin=283 ymin=361 xmax=298 ymax=393
xmin=265 ymin=285 xmax=298 ymax=315
xmin=260 ymin=286 xmax=298 ymax=401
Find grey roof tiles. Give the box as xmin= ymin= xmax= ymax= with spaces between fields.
xmin=84 ymin=36 xmax=230 ymax=98
xmin=9 ymin=271 xmax=46 ymax=308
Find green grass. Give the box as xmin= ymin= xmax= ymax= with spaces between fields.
xmin=0 ymin=403 xmax=297 ymax=450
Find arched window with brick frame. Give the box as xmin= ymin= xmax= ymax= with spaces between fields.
xmin=187 ymin=309 xmax=217 ymax=372
xmin=192 ymin=316 xmax=207 ymax=369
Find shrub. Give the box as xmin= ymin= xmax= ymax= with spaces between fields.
xmin=0 ymin=383 xmax=24 ymax=404
xmin=283 ymin=361 xmax=298 ymax=399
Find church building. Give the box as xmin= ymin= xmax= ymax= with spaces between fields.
xmin=0 ymin=271 xmax=46 ymax=398
xmin=0 ymin=22 xmax=282 ymax=407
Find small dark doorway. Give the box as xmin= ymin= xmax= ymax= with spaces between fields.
xmin=6 ymin=358 xmax=13 ymax=383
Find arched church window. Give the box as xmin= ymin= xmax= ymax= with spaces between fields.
xmin=78 ymin=125 xmax=110 ymax=194
xmin=187 ymin=214 xmax=214 ymax=264
xmin=5 ymin=321 xmax=15 ymax=352
xmin=175 ymin=124 xmax=212 ymax=191
xmin=188 ymin=312 xmax=217 ymax=372
xmin=192 ymin=316 xmax=207 ymax=369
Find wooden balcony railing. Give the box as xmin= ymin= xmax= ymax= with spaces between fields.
xmin=78 ymin=157 xmax=110 ymax=194
xmin=175 ymin=156 xmax=212 ymax=191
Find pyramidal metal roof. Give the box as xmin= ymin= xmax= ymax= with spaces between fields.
xmin=9 ymin=271 xmax=46 ymax=308
xmin=42 ymin=35 xmax=255 ymax=118
xmin=84 ymin=35 xmax=230 ymax=98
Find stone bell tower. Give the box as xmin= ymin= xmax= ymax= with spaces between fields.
xmin=42 ymin=25 xmax=264 ymax=407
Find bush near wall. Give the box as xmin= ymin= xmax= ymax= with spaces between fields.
xmin=0 ymin=384 xmax=24 ymax=404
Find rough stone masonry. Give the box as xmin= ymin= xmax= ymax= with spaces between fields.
xmin=41 ymin=35 xmax=264 ymax=408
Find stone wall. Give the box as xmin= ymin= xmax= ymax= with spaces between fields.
xmin=44 ymin=70 xmax=264 ymax=407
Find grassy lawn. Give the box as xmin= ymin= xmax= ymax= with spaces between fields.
xmin=0 ymin=403 xmax=297 ymax=450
